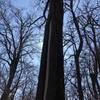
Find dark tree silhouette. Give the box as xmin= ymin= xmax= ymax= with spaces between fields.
xmin=36 ymin=0 xmax=65 ymax=100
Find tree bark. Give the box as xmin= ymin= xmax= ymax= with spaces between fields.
xmin=43 ymin=0 xmax=65 ymax=100
xmin=36 ymin=0 xmax=65 ymax=100
xmin=90 ymin=73 xmax=98 ymax=100
xmin=70 ymin=0 xmax=84 ymax=99
xmin=75 ymin=55 xmax=84 ymax=100
xmin=35 ymin=10 xmax=51 ymax=100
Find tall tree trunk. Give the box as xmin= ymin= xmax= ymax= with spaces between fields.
xmin=70 ymin=0 xmax=84 ymax=99
xmin=35 ymin=10 xmax=51 ymax=100
xmin=36 ymin=0 xmax=65 ymax=100
xmin=43 ymin=0 xmax=65 ymax=100
xmin=72 ymin=11 xmax=84 ymax=100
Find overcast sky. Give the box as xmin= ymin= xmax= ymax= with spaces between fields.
xmin=11 ymin=0 xmax=32 ymax=7
xmin=10 ymin=0 xmax=34 ymax=11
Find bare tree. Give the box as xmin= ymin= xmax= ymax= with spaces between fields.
xmin=0 ymin=5 xmax=38 ymax=100
xmin=64 ymin=0 xmax=100 ymax=99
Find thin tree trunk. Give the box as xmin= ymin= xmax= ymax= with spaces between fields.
xmin=1 ymin=59 xmax=18 ymax=100
xmin=90 ymin=73 xmax=98 ymax=100
xmin=70 ymin=1 xmax=84 ymax=98
xmin=75 ymin=56 xmax=84 ymax=100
